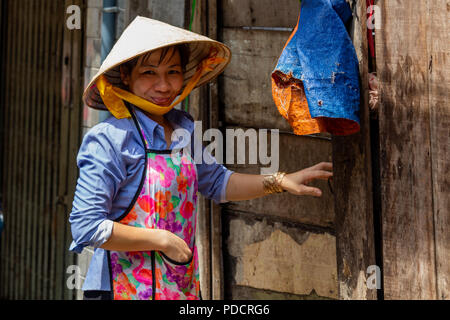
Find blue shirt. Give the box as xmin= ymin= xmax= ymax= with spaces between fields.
xmin=69 ymin=105 xmax=234 ymax=291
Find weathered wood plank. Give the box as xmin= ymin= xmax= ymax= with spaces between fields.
xmin=376 ymin=0 xmax=437 ymax=299
xmin=207 ymin=0 xmax=225 ymax=301
xmin=428 ymin=0 xmax=450 ymax=300
xmin=8 ymin=0 xmax=18 ymax=299
xmin=36 ymin=0 xmax=49 ymax=299
xmin=56 ymin=0 xmax=69 ymax=300
xmin=29 ymin=0 xmax=43 ymax=299
xmin=225 ymin=130 xmax=334 ymax=228
xmin=9 ymin=0 xmax=20 ymax=298
xmin=221 ymin=0 xmax=299 ymax=28
xmin=1 ymin=0 xmax=16 ymax=299
xmin=14 ymin=0 xmax=27 ymax=299
xmin=46 ymin=0 xmax=58 ymax=300
xmin=222 ymin=210 xmax=338 ymax=299
xmin=187 ymin=0 xmax=213 ymax=300
xmin=332 ymin=0 xmax=377 ymax=300
xmin=221 ymin=28 xmax=292 ymax=131
xmin=31 ymin=0 xmax=45 ymax=299
xmin=41 ymin=0 xmax=54 ymax=299
xmin=22 ymin=0 xmax=34 ymax=299
xmin=64 ymin=0 xmax=85 ymax=300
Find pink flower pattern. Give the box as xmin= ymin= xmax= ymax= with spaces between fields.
xmin=109 ymin=147 xmax=200 ymax=300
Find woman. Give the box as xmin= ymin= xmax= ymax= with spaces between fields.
xmin=70 ymin=17 xmax=333 ymax=300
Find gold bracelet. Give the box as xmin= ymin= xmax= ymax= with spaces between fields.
xmin=262 ymin=172 xmax=287 ymax=194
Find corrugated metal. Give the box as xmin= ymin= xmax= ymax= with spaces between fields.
xmin=0 ymin=0 xmax=85 ymax=300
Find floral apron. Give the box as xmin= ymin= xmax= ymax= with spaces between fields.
xmin=107 ymin=108 xmax=200 ymax=300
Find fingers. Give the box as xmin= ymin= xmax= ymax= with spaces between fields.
xmin=310 ymin=162 xmax=333 ymax=171
xmin=303 ymin=169 xmax=333 ymax=181
xmin=297 ymin=185 xmax=322 ymax=197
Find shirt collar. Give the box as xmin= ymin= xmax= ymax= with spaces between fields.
xmin=132 ymin=106 xmax=194 ymax=148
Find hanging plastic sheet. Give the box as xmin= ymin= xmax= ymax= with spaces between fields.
xmin=272 ymin=0 xmax=361 ymax=136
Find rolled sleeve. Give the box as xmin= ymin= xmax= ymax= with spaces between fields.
xmin=194 ymin=144 xmax=234 ymax=205
xmin=220 ymin=170 xmax=234 ymax=203
xmin=69 ymin=123 xmax=128 ymax=254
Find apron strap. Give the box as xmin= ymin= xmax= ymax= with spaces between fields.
xmin=125 ymin=102 xmax=151 ymax=152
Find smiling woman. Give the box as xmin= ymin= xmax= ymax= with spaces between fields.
xmin=120 ymin=46 xmax=186 ymax=108
xmin=118 ymin=45 xmax=190 ymax=146
xmin=70 ymin=16 xmax=332 ymax=301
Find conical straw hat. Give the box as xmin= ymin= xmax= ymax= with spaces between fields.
xmin=83 ymin=16 xmax=231 ymax=111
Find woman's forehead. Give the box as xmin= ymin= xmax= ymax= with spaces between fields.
xmin=140 ymin=47 xmax=181 ymax=67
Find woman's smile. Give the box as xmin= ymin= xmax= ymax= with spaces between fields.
xmin=121 ymin=47 xmax=184 ymax=107
xmin=150 ymin=96 xmax=172 ymax=106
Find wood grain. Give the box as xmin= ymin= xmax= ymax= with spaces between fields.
xmin=225 ymin=130 xmax=334 ymax=228
xmin=221 ymin=28 xmax=292 ymax=131
xmin=428 ymin=0 xmax=450 ymax=300
xmin=221 ymin=0 xmax=299 ymax=28
xmin=376 ymin=0 xmax=438 ymax=299
xmin=332 ymin=0 xmax=377 ymax=300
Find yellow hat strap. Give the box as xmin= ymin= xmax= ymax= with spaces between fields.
xmin=96 ymin=52 xmax=226 ymax=119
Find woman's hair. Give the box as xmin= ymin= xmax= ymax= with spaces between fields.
xmin=120 ymin=43 xmax=190 ymax=77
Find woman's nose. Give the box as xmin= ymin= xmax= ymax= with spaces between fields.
xmin=154 ymin=75 xmax=171 ymax=92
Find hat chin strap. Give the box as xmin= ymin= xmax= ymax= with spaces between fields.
xmin=96 ymin=53 xmax=225 ymax=119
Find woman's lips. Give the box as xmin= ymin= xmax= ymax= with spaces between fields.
xmin=151 ymin=97 xmax=172 ymax=106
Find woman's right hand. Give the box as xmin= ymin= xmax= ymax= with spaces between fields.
xmin=160 ymin=230 xmax=192 ymax=263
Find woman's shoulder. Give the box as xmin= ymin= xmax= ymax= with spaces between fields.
xmin=81 ymin=114 xmax=136 ymax=150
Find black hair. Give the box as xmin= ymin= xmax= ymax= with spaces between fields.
xmin=120 ymin=43 xmax=190 ymax=77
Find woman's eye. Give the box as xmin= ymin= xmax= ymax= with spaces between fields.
xmin=144 ymin=70 xmax=155 ymax=75
xmin=169 ymin=70 xmax=181 ymax=74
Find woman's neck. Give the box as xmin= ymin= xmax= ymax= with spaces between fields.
xmin=142 ymin=110 xmax=171 ymax=129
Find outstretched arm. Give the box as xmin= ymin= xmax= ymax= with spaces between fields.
xmin=225 ymin=162 xmax=333 ymax=202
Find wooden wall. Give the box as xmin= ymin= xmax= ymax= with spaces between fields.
xmin=331 ymin=0 xmax=377 ymax=300
xmin=217 ymin=0 xmax=338 ymax=299
xmin=376 ymin=0 xmax=450 ymax=300
xmin=0 ymin=0 xmax=85 ymax=300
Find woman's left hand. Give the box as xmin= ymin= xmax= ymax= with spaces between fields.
xmin=280 ymin=162 xmax=333 ymax=197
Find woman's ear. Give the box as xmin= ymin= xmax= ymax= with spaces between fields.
xmin=120 ymin=65 xmax=129 ymax=86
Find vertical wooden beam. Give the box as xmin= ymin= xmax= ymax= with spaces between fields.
xmin=29 ymin=0 xmax=44 ymax=299
xmin=47 ymin=0 xmax=59 ymax=300
xmin=0 ymin=0 xmax=11 ymax=299
xmin=7 ymin=0 xmax=19 ymax=299
xmin=2 ymin=0 xmax=12 ymax=298
xmin=206 ymin=0 xmax=224 ymax=301
xmin=376 ymin=0 xmax=437 ymax=299
xmin=17 ymin=0 xmax=30 ymax=299
xmin=37 ymin=0 xmax=50 ymax=299
xmin=332 ymin=0 xmax=377 ymax=300
xmin=428 ymin=0 xmax=450 ymax=301
xmin=187 ymin=0 xmax=214 ymax=300
xmin=58 ymin=0 xmax=84 ymax=300
xmin=22 ymin=0 xmax=34 ymax=299
xmin=66 ymin=0 xmax=85 ymax=300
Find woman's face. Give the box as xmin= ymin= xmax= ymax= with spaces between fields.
xmin=121 ymin=47 xmax=184 ymax=106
